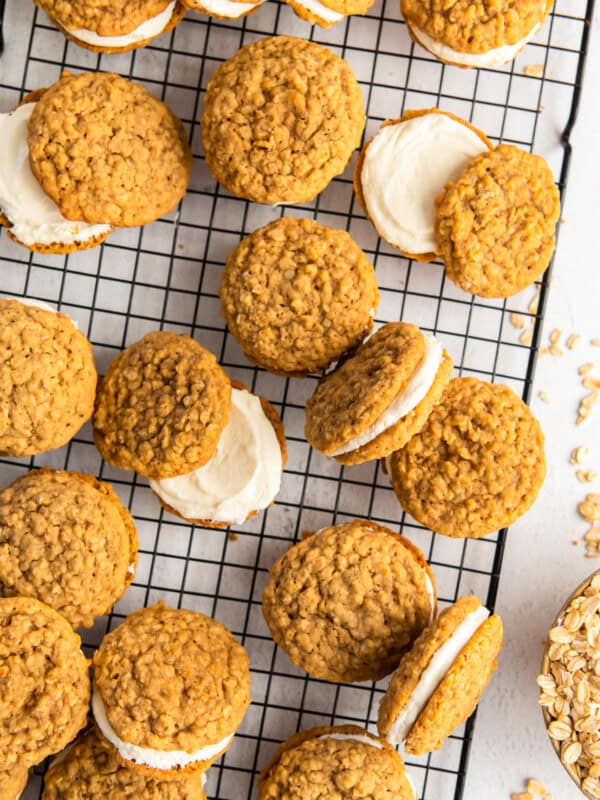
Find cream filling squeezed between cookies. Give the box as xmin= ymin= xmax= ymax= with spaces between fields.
xmin=328 ymin=333 xmax=443 ymax=456
xmin=361 ymin=114 xmax=489 ymax=254
xmin=150 ymin=388 xmax=282 ymax=525
xmin=318 ymin=733 xmax=384 ymax=748
xmin=385 ymin=604 xmax=490 ymax=746
xmin=289 ymin=0 xmax=345 ymax=24
xmin=92 ymin=688 xmax=233 ymax=770
xmin=67 ymin=1 xmax=177 ymax=47
xmin=188 ymin=0 xmax=265 ymax=18
xmin=0 ymin=104 xmax=112 ymax=247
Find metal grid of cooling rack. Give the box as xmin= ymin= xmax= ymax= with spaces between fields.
xmin=0 ymin=0 xmax=594 ymax=797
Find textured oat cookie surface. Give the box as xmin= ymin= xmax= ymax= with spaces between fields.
xmin=220 ymin=218 xmax=378 ymax=375
xmin=389 ymin=377 xmax=546 ymax=538
xmin=94 ymin=331 xmax=231 ymax=480
xmin=32 ymin=0 xmax=175 ymax=35
xmin=0 ymin=299 xmax=97 ymax=458
xmin=0 ymin=468 xmax=138 ymax=628
xmin=28 ymin=72 xmax=192 ymax=227
xmin=318 ymin=0 xmax=374 ymax=16
xmin=262 ymin=520 xmax=435 ymax=682
xmin=0 ymin=596 xmax=90 ymax=770
xmin=436 ymin=144 xmax=560 ymax=298
xmin=201 ymin=36 xmax=365 ymax=204
xmin=0 ymin=765 xmax=29 ymax=799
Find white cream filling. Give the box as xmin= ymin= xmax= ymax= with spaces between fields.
xmin=67 ymin=1 xmax=177 ymax=47
xmin=189 ymin=0 xmax=265 ymax=18
xmin=92 ymin=687 xmax=233 ymax=770
xmin=361 ymin=114 xmax=489 ymax=254
xmin=328 ymin=333 xmax=443 ymax=456
xmin=290 ymin=0 xmax=345 ymax=23
xmin=385 ymin=604 xmax=490 ymax=746
xmin=318 ymin=733 xmax=384 ymax=749
xmin=424 ymin=571 xmax=436 ymax=623
xmin=0 ymin=104 xmax=111 ymax=248
xmin=150 ymin=388 xmax=283 ymax=525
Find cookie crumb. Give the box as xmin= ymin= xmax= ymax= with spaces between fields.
xmin=592 ymin=339 xmax=600 ymax=347
xmin=538 ymin=390 xmax=550 ymax=404
xmin=228 ymin=532 xmax=239 ymax=541
xmin=523 ymin=64 xmax=544 ymax=77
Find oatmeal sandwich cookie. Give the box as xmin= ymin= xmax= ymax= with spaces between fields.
xmin=262 ymin=519 xmax=436 ymax=683
xmin=402 ymin=0 xmax=553 ymax=68
xmin=435 ymin=144 xmax=560 ymax=298
xmin=0 ymin=766 xmax=29 ymax=800
xmin=94 ymin=331 xmax=231 ymax=480
xmin=183 ymin=0 xmax=267 ymax=20
xmin=354 ymin=109 xmax=491 ymax=259
xmin=0 ymin=298 xmax=97 ymax=457
xmin=283 ymin=0 xmax=375 ymax=28
xmin=92 ymin=603 xmax=251 ymax=777
xmin=201 ymin=36 xmax=365 ymax=204
xmin=305 ymin=321 xmax=453 ymax=465
xmin=220 ymin=217 xmax=379 ymax=376
xmin=0 ymin=468 xmax=138 ymax=628
xmin=378 ymin=596 xmax=503 ymax=754
xmin=388 ymin=377 xmax=546 ymax=538
xmin=0 ymin=596 xmax=90 ymax=771
xmin=259 ymin=725 xmax=416 ymax=799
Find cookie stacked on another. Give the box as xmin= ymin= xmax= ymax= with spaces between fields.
xmin=184 ymin=0 xmax=267 ymax=19
xmin=284 ymin=0 xmax=375 ymax=28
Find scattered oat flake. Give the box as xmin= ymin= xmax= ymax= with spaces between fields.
xmin=539 ymin=346 xmax=549 ymax=357
xmin=580 ymin=496 xmax=600 ymax=521
xmin=511 ymin=794 xmax=532 ymax=800
xmin=580 ymin=363 xmax=595 ymax=376
xmin=550 ymin=329 xmax=562 ymax=345
xmin=527 ymin=778 xmax=551 ymax=797
xmin=549 ymin=345 xmax=564 ymax=357
xmin=529 ymin=293 xmax=540 ymax=314
xmin=592 ymin=339 xmax=600 ymax=347
xmin=538 ymin=390 xmax=550 ymax=404
xmin=520 ymin=327 xmax=533 ymax=346
xmin=571 ymin=446 xmax=590 ymax=465
xmin=524 ymin=63 xmax=545 ymax=77
xmin=511 ymin=312 xmax=527 ymax=329
xmin=577 ymin=470 xmax=598 ymax=484
xmin=567 ymin=334 xmax=582 ymax=350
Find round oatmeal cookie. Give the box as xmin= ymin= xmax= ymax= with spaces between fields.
xmin=0 ymin=468 xmax=138 ymax=628
xmin=92 ymin=603 xmax=251 ymax=777
xmin=42 ymin=728 xmax=207 ymax=799
xmin=201 ymin=36 xmax=365 ymax=204
xmin=93 ymin=331 xmax=231 ymax=480
xmin=0 ymin=299 xmax=97 ymax=458
xmin=27 ymin=71 xmax=192 ymax=227
xmin=262 ymin=519 xmax=436 ymax=683
xmin=259 ymin=724 xmax=415 ymax=799
xmin=0 ymin=596 xmax=90 ymax=771
xmin=318 ymin=0 xmax=374 ymax=15
xmin=0 ymin=766 xmax=29 ymax=799
xmin=220 ymin=217 xmax=379 ymax=376
xmin=378 ymin=596 xmax=503 ymax=755
xmin=435 ymin=144 xmax=560 ymax=298
xmin=389 ymin=377 xmax=546 ymax=538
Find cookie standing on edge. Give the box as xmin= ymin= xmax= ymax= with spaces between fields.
xmin=262 ymin=520 xmax=437 ymax=683
xmin=0 ymin=597 xmax=90 ymax=771
xmin=91 ymin=603 xmax=251 ymax=777
xmin=259 ymin=725 xmax=416 ymax=799
xmin=220 ymin=217 xmax=379 ymax=376
xmin=388 ymin=377 xmax=546 ymax=538
xmin=305 ymin=322 xmax=453 ymax=465
xmin=378 ymin=596 xmax=503 ymax=755
xmin=201 ymin=36 xmax=365 ymax=204
xmin=183 ymin=0 xmax=266 ymax=19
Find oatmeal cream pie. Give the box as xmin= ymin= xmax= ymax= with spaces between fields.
xmin=388 ymin=377 xmax=546 ymax=538
xmin=262 ymin=520 xmax=436 ymax=683
xmin=354 ymin=109 xmax=491 ymax=260
xmin=0 ymin=468 xmax=138 ymax=629
xmin=201 ymin=36 xmax=365 ymax=204
xmin=0 ymin=766 xmax=29 ymax=800
xmin=33 ymin=0 xmax=186 ymax=53
xmin=283 ymin=0 xmax=375 ymax=29
xmin=378 ymin=596 xmax=503 ymax=755
xmin=220 ymin=217 xmax=379 ymax=376
xmin=92 ymin=603 xmax=251 ymax=777
xmin=259 ymin=725 xmax=416 ymax=799
xmin=183 ymin=0 xmax=267 ymax=20
xmin=0 ymin=596 xmax=90 ymax=771
xmin=305 ymin=321 xmax=453 ymax=465
xmin=0 ymin=298 xmax=97 ymax=458
xmin=402 ymin=0 xmax=553 ymax=68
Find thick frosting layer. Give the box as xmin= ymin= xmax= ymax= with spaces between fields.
xmin=329 ymin=333 xmax=443 ymax=456
xmin=386 ymin=604 xmax=490 ymax=745
xmin=361 ymin=114 xmax=488 ymax=253
xmin=0 ymin=104 xmax=111 ymax=247
xmin=424 ymin=572 xmax=436 ymax=623
xmin=68 ymin=1 xmax=177 ymax=47
xmin=290 ymin=0 xmax=345 ymax=23
xmin=150 ymin=388 xmax=282 ymax=524
xmin=92 ymin=687 xmax=233 ymax=770
xmin=190 ymin=0 xmax=264 ymax=17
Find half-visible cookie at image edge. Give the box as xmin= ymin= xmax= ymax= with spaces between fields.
xmin=0 ymin=766 xmax=29 ymax=800
xmin=220 ymin=217 xmax=379 ymax=376
xmin=183 ymin=0 xmax=266 ymax=20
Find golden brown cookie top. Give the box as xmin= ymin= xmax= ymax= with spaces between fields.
xmin=93 ymin=331 xmax=231 ymax=480
xmin=262 ymin=519 xmax=435 ymax=683
xmin=220 ymin=218 xmax=378 ymax=376
xmin=201 ymin=36 xmax=365 ymax=204
xmin=305 ymin=322 xmax=426 ymax=454
xmin=0 ymin=765 xmax=29 ymax=799
xmin=92 ymin=603 xmax=251 ymax=750
xmin=42 ymin=728 xmax=208 ymax=799
xmin=0 ymin=596 xmax=90 ymax=770
xmin=436 ymin=144 xmax=560 ymax=298
xmin=389 ymin=377 xmax=546 ymax=538
xmin=319 ymin=0 xmax=374 ymax=15
xmin=259 ymin=724 xmax=415 ymax=799
xmin=0 ymin=299 xmax=97 ymax=458
xmin=27 ymin=72 xmax=192 ymax=227
xmin=33 ymin=0 xmax=174 ymax=35
xmin=0 ymin=468 xmax=138 ymax=628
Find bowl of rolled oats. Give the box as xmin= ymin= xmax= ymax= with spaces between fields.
xmin=538 ymin=570 xmax=600 ymax=798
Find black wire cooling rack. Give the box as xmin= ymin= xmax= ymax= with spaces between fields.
xmin=0 ymin=0 xmax=595 ymax=797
